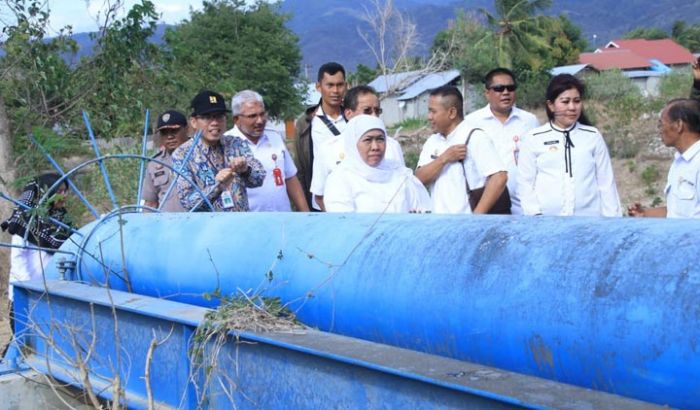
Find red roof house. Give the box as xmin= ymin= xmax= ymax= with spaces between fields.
xmin=579 ymin=49 xmax=652 ymax=71
xmin=603 ymin=39 xmax=695 ymax=66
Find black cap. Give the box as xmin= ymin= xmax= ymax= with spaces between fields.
xmin=156 ymin=110 xmax=187 ymax=130
xmin=190 ymin=90 xmax=230 ymax=116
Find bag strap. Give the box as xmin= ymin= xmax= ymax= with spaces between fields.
xmin=318 ymin=114 xmax=342 ymax=136
xmin=461 ymin=127 xmax=483 ymax=194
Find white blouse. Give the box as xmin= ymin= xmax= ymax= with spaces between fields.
xmin=517 ymin=122 xmax=621 ymax=216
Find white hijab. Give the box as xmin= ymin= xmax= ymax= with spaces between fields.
xmin=340 ymin=115 xmax=403 ymax=183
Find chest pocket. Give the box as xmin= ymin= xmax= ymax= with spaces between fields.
xmin=674 ymin=174 xmax=697 ymax=200
xmin=152 ymin=169 xmax=170 ymax=187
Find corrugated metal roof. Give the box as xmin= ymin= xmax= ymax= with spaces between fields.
xmin=550 ymin=64 xmax=591 ymax=76
xmin=622 ymin=70 xmax=666 ymax=79
xmin=368 ymin=70 xmax=423 ymax=94
xmin=396 ymin=69 xmax=461 ymax=101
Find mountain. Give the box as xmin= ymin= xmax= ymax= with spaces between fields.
xmin=14 ymin=0 xmax=699 ymax=76
xmin=281 ymin=0 xmax=700 ymax=77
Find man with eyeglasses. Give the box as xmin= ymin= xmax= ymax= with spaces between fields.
xmin=224 ymin=90 xmax=309 ymax=212
xmin=309 ymin=85 xmax=404 ymax=211
xmin=464 ymin=67 xmax=539 ymax=214
xmin=172 ymin=90 xmax=265 ymax=212
xmin=142 ymin=110 xmax=189 ymax=212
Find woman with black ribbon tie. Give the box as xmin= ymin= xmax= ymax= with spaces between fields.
xmin=517 ymin=74 xmax=621 ymax=216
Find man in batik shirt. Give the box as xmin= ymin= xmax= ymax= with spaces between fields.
xmin=172 ymin=90 xmax=265 ymax=211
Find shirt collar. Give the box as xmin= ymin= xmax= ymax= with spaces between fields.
xmin=681 ymin=139 xmax=700 ymax=161
xmin=227 ymin=125 xmax=269 ymax=145
xmin=480 ymin=104 xmax=522 ymax=122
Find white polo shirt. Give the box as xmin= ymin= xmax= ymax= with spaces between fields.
xmin=310 ymin=134 xmax=405 ymax=198
xmin=464 ymin=105 xmax=539 ymax=214
xmin=665 ymin=140 xmax=700 ymax=218
xmin=310 ymin=107 xmax=346 ymax=209
xmin=517 ymin=122 xmax=621 ymax=217
xmin=417 ymin=120 xmax=506 ymax=214
xmin=225 ymin=126 xmax=297 ymax=211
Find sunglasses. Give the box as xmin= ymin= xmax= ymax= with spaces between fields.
xmin=489 ymin=84 xmax=517 ymax=92
xmin=362 ymin=107 xmax=383 ymax=115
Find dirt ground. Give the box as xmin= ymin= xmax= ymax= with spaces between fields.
xmin=1 ymin=247 xmax=10 ymax=355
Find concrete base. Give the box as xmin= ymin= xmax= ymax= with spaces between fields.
xmin=0 ymin=369 xmax=94 ymax=409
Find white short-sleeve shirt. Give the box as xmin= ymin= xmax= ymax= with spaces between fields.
xmin=665 ymin=140 xmax=700 ymax=218
xmin=517 ymin=122 xmax=621 ymax=217
xmin=225 ymin=126 xmax=297 ymax=211
xmin=311 ymin=133 xmax=405 ymax=197
xmin=310 ymin=107 xmax=346 ymax=209
xmin=464 ymin=105 xmax=539 ymax=214
xmin=417 ymin=120 xmax=506 ymax=214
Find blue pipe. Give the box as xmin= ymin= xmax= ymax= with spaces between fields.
xmin=28 ymin=134 xmax=101 ymax=219
xmin=82 ymin=111 xmax=118 ymax=209
xmin=49 ymin=213 xmax=700 ymax=408
xmin=136 ymin=109 xmax=150 ymax=207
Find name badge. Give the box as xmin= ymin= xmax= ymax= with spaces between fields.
xmin=221 ymin=191 xmax=234 ymax=209
xmin=544 ymin=140 xmax=559 ymax=145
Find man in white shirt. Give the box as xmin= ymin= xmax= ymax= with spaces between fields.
xmin=294 ymin=62 xmax=348 ymax=210
xmin=629 ymin=99 xmax=700 ymax=218
xmin=464 ymin=67 xmax=539 ymax=214
xmin=310 ymin=85 xmax=405 ymax=210
xmin=226 ymin=90 xmax=309 ymax=211
xmin=416 ymin=86 xmax=507 ymax=214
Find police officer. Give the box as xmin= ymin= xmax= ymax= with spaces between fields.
xmin=143 ymin=110 xmax=189 ymax=212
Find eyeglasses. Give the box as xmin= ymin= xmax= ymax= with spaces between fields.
xmin=196 ymin=113 xmax=226 ymax=122
xmin=488 ymin=84 xmax=517 ymax=93
xmin=159 ymin=128 xmax=181 ymax=136
xmin=238 ymin=111 xmax=267 ymax=120
xmin=361 ymin=107 xmax=383 ymax=115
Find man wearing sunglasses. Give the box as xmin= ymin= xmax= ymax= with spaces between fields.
xmin=142 ymin=110 xmax=189 ymax=212
xmin=224 ymin=90 xmax=309 ymax=212
xmin=172 ymin=90 xmax=265 ymax=212
xmin=465 ymin=68 xmax=539 ymax=214
xmin=309 ymin=85 xmax=404 ymax=211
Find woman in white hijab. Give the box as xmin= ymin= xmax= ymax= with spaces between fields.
xmin=325 ymin=115 xmax=431 ymax=213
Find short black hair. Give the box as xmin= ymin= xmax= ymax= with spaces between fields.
xmin=343 ymin=85 xmax=378 ymax=111
xmin=429 ymin=86 xmax=464 ymax=119
xmin=667 ymin=98 xmax=700 ymax=134
xmin=317 ymin=62 xmax=346 ymax=83
xmin=484 ymin=67 xmax=516 ymax=88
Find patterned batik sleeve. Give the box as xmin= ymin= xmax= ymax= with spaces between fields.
xmin=234 ymin=138 xmax=266 ymax=188
xmin=172 ymin=144 xmax=216 ymax=210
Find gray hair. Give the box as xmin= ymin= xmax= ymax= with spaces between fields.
xmin=231 ymin=90 xmax=265 ymax=116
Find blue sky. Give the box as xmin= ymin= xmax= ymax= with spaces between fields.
xmin=2 ymin=1 xmax=204 ymax=35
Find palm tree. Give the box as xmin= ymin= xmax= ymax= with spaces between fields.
xmin=478 ymin=0 xmax=553 ymax=69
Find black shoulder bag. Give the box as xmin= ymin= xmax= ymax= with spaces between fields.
xmin=462 ymin=128 xmax=512 ymax=214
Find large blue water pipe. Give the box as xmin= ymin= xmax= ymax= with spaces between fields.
xmin=46 ymin=212 xmax=699 ymax=408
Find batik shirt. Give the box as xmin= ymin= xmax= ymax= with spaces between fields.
xmin=171 ymin=135 xmax=265 ymax=212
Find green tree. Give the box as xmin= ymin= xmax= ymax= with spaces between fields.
xmin=347 ymin=64 xmax=379 ymax=86
xmin=164 ymin=0 xmax=303 ymax=119
xmin=78 ymin=0 xmax=162 ymax=137
xmin=478 ymin=0 xmax=553 ymax=69
xmin=672 ymin=20 xmax=700 ymax=52
xmin=0 ymin=0 xmax=77 ymax=137
xmin=622 ymin=27 xmax=669 ymax=40
xmin=432 ymin=11 xmax=496 ymax=84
